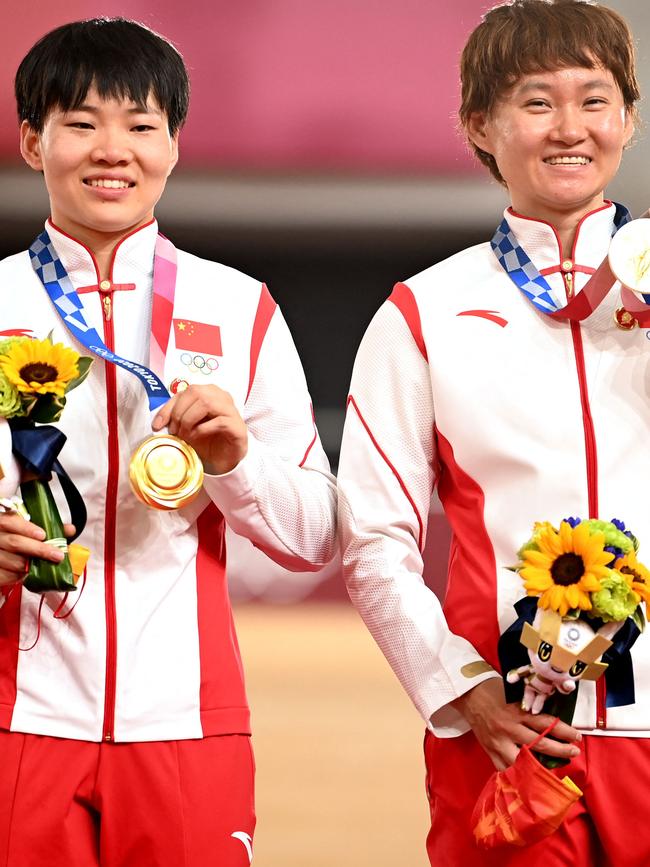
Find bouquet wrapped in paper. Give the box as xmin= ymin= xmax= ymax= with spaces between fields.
xmin=0 ymin=335 xmax=91 ymax=592
xmin=473 ymin=517 xmax=648 ymax=848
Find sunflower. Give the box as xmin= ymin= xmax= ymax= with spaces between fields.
xmin=615 ymin=550 xmax=650 ymax=605
xmin=519 ymin=520 xmax=612 ymax=616
xmin=0 ymin=338 xmax=79 ymax=397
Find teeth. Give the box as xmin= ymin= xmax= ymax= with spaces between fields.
xmin=86 ymin=179 xmax=131 ymax=189
xmin=545 ymin=156 xmax=591 ymax=166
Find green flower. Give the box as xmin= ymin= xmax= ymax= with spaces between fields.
xmin=517 ymin=521 xmax=557 ymax=560
xmin=583 ymin=519 xmax=635 ymax=556
xmin=0 ymin=368 xmax=22 ymax=418
xmin=0 ymin=338 xmax=17 ymax=358
xmin=591 ymin=571 xmax=638 ymax=622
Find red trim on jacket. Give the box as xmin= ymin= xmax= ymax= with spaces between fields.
xmin=507 ymin=201 xmax=612 ymax=260
xmin=347 ymin=395 xmax=424 ymax=550
xmin=47 ymin=218 xmax=156 ymax=282
xmin=568 ymin=317 xmax=603 ymax=726
xmin=195 ymin=504 xmax=251 ymax=736
xmin=101 ymin=305 xmax=119 ymax=742
xmin=246 ymin=284 xmax=277 ymax=401
xmin=0 ymin=587 xmax=22 ymax=728
xmin=435 ymin=426 xmax=501 ymax=673
xmin=540 ymin=265 xmax=596 ymax=278
xmin=299 ymin=403 xmax=318 ymax=468
xmin=389 ymin=282 xmax=428 ymax=361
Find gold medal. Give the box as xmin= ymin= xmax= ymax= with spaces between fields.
xmin=129 ymin=434 xmax=204 ymax=510
xmin=609 ymin=219 xmax=650 ymax=295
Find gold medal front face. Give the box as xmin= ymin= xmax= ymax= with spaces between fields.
xmin=146 ymin=444 xmax=188 ymax=490
xmin=130 ymin=435 xmax=204 ymax=510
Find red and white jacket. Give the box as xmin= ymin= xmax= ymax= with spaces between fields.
xmin=339 ymin=203 xmax=650 ymax=738
xmin=0 ymin=220 xmax=336 ymax=743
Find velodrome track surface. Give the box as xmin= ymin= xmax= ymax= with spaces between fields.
xmin=236 ymin=603 xmax=430 ymax=866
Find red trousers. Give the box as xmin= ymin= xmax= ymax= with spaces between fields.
xmin=424 ymin=729 xmax=650 ymax=867
xmin=0 ymin=731 xmax=255 ymax=867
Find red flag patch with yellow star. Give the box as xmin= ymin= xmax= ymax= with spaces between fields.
xmin=173 ymin=319 xmax=222 ymax=355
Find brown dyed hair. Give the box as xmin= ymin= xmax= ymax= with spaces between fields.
xmin=459 ymin=0 xmax=640 ymax=183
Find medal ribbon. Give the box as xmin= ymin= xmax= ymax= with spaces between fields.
xmin=491 ymin=203 xmax=650 ymax=325
xmin=29 ymin=230 xmax=177 ymax=410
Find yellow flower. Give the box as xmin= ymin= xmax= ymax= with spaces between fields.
xmin=615 ymin=550 xmax=650 ymax=605
xmin=0 ymin=338 xmax=79 ymax=397
xmin=519 ymin=520 xmax=612 ymax=616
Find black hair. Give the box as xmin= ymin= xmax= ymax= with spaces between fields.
xmin=15 ymin=18 xmax=190 ymax=135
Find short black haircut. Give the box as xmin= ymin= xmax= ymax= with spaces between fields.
xmin=15 ymin=18 xmax=190 ymax=135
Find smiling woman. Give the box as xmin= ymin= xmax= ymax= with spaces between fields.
xmin=13 ymin=17 xmax=187 ymax=278
xmin=337 ymin=2 xmax=650 ymax=866
xmin=19 ymin=89 xmax=178 ymax=277
xmin=466 ymin=66 xmax=634 ymax=253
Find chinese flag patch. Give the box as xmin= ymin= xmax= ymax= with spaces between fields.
xmin=173 ymin=319 xmax=222 ymax=356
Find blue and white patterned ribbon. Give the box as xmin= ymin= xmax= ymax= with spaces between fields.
xmin=30 ymin=230 xmax=170 ymax=411
xmin=491 ymin=203 xmax=632 ymax=316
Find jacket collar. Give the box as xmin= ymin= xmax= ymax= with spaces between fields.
xmin=45 ymin=219 xmax=158 ymax=292
xmin=505 ymin=202 xmax=616 ymax=276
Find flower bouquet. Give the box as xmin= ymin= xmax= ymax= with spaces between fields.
xmin=505 ymin=516 xmax=647 ymax=756
xmin=0 ymin=335 xmax=92 ymax=593
xmin=473 ymin=517 xmax=647 ymax=848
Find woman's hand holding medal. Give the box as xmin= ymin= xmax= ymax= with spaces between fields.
xmin=152 ymin=384 xmax=248 ymax=476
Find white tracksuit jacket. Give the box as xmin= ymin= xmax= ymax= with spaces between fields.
xmin=0 ymin=220 xmax=336 ymax=743
xmin=338 ymin=202 xmax=650 ymax=738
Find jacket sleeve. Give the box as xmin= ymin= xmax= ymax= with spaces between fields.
xmin=338 ymin=298 xmax=499 ymax=735
xmin=202 ymin=303 xmax=337 ymax=572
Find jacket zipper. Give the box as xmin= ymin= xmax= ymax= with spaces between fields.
xmin=562 ymin=268 xmax=606 ymax=728
xmin=101 ymin=291 xmax=119 ymax=742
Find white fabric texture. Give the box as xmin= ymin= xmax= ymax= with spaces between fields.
xmin=204 ymin=308 xmax=336 ymax=571
xmin=339 ymin=303 xmax=498 ymax=734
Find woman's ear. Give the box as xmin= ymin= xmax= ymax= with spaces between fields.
xmin=166 ymin=133 xmax=180 ymax=178
xmin=466 ymin=112 xmax=494 ymax=155
xmin=622 ymin=108 xmax=635 ymax=150
xmin=20 ymin=120 xmax=44 ymax=171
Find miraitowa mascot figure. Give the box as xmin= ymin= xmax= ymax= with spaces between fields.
xmin=506 ymin=609 xmax=613 ymax=715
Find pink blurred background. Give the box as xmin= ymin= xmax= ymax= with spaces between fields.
xmin=0 ymin=0 xmax=488 ymax=172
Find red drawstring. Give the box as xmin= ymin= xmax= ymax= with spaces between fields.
xmin=18 ymin=568 xmax=87 ymax=651
xmin=19 ymin=596 xmax=45 ymax=652
xmin=526 ymin=718 xmax=560 ymax=751
xmin=53 ymin=569 xmax=87 ymax=619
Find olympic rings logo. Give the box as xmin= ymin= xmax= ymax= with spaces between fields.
xmin=180 ymin=353 xmax=219 ymax=375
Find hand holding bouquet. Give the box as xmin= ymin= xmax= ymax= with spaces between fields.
xmin=473 ymin=516 xmax=648 ymax=849
xmin=508 ymin=517 xmax=647 ymax=747
xmin=0 ymin=335 xmax=91 ymax=592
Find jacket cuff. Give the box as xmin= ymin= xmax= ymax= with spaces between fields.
xmin=201 ymin=434 xmax=263 ymax=522
xmin=426 ymin=658 xmax=501 ymax=737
